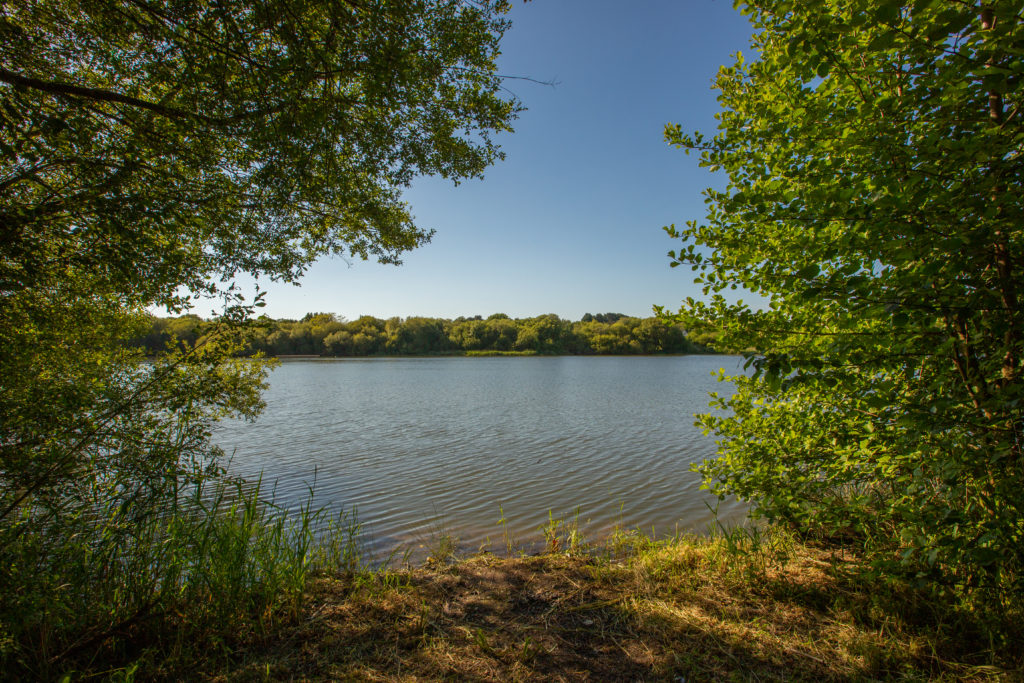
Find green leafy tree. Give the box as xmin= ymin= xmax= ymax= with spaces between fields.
xmin=287 ymin=324 xmax=316 ymax=355
xmin=515 ymin=314 xmax=572 ymax=354
xmin=139 ymin=312 xmax=707 ymax=356
xmin=450 ymin=318 xmax=497 ymax=350
xmin=575 ymin=319 xmax=619 ymax=354
xmin=668 ymin=0 xmax=1023 ymax=601
xmin=486 ymin=315 xmax=519 ymax=350
xmin=1 ymin=0 xmax=518 ymax=308
xmin=386 ymin=316 xmax=449 ymax=354
xmin=0 ymin=0 xmax=518 ymax=672
xmin=634 ymin=316 xmax=691 ymax=353
xmin=323 ymin=329 xmax=354 ymax=356
xmin=347 ymin=316 xmax=388 ymax=355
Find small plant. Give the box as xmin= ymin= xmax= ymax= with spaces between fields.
xmin=472 ymin=628 xmax=494 ymax=656
xmin=518 ymin=635 xmax=538 ymax=664
xmin=423 ymin=514 xmax=459 ymax=565
xmin=565 ymin=507 xmax=586 ymax=555
xmin=542 ymin=510 xmax=563 ymax=553
xmin=497 ymin=504 xmax=517 ymax=556
xmin=540 ymin=508 xmax=587 ymax=556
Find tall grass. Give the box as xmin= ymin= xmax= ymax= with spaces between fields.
xmin=0 ymin=477 xmax=364 ymax=679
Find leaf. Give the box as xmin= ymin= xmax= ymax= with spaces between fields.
xmin=868 ymin=32 xmax=896 ymax=51
xmin=796 ymin=264 xmax=820 ymax=279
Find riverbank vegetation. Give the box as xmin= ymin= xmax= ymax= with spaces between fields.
xmin=216 ymin=530 xmax=1023 ymax=681
xmin=135 ymin=312 xmax=712 ymax=357
xmin=666 ymin=0 xmax=1024 ymax=638
xmin=12 ymin=502 xmax=1021 ymax=680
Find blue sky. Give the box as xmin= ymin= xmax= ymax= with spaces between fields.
xmin=244 ymin=0 xmax=755 ymax=321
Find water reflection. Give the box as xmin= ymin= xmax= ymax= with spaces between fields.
xmin=213 ymin=355 xmax=748 ymax=561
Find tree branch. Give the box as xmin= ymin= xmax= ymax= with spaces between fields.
xmin=0 ymin=67 xmax=202 ymax=121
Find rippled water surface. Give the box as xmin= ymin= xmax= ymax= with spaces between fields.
xmin=214 ymin=355 xmax=747 ymax=558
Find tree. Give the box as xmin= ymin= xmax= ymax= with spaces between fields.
xmin=515 ymin=314 xmax=572 ymax=354
xmin=634 ymin=316 xmax=690 ymax=354
xmin=386 ymin=316 xmax=449 ymax=354
xmin=2 ymin=0 xmax=519 ymax=481
xmin=450 ymin=318 xmax=497 ymax=350
xmin=667 ymin=0 xmax=1023 ymax=601
xmin=323 ymin=329 xmax=354 ymax=356
xmin=486 ymin=315 xmax=519 ymax=350
xmin=1 ymin=0 xmax=518 ymax=309
xmin=348 ymin=315 xmax=388 ymax=355
xmin=0 ymin=0 xmax=519 ymax=670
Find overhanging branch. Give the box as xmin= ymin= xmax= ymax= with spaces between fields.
xmin=0 ymin=67 xmax=202 ymax=121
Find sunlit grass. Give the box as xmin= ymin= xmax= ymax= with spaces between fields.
xmin=6 ymin=502 xmax=1021 ymax=680
xmin=204 ymin=513 xmax=1023 ymax=681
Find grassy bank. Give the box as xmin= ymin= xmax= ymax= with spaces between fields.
xmin=25 ymin=512 xmax=1020 ymax=682
xmin=193 ymin=532 xmax=1022 ymax=682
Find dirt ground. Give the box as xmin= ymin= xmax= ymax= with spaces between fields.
xmin=205 ymin=540 xmax=1020 ymax=682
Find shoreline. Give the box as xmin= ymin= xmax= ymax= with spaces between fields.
xmin=180 ymin=530 xmax=1022 ymax=681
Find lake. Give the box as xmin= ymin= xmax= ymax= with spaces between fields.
xmin=213 ymin=355 xmax=749 ymax=560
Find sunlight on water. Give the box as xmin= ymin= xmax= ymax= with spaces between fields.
xmin=213 ymin=355 xmax=748 ymax=560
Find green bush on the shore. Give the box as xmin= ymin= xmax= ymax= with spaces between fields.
xmin=667 ymin=0 xmax=1024 ymax=611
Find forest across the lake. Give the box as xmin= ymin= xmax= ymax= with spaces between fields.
xmin=137 ymin=312 xmax=715 ymax=357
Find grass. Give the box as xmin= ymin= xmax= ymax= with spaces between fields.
xmin=0 ymin=477 xmax=364 ymax=681
xmin=147 ymin=525 xmax=1024 ymax=679
xmin=9 ymin=499 xmax=1024 ymax=681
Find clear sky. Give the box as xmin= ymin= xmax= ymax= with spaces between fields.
xmin=237 ymin=0 xmax=755 ymax=321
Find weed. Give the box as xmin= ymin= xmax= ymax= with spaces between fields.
xmin=539 ymin=508 xmax=587 ymax=556
xmin=497 ymin=504 xmax=517 ymax=556
xmin=423 ymin=514 xmax=459 ymax=566
xmin=518 ymin=635 xmax=538 ymax=664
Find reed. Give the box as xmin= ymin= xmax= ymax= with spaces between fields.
xmin=539 ymin=507 xmax=586 ymax=555
xmin=0 ymin=477 xmax=365 ymax=680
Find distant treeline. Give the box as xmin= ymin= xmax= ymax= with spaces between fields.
xmin=135 ymin=312 xmax=714 ymax=357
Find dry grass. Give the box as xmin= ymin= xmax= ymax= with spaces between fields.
xmin=172 ymin=530 xmax=1023 ymax=682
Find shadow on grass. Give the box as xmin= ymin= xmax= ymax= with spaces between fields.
xmin=209 ymin=536 xmax=1021 ymax=682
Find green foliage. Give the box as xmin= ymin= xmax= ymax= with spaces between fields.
xmin=668 ymin=0 xmax=1024 ymax=606
xmin=1 ymin=475 xmax=365 ymax=679
xmin=387 ymin=316 xmax=450 ymax=355
xmin=1 ymin=0 xmax=520 ymax=673
xmin=1 ymin=0 xmax=520 ymax=309
xmin=135 ymin=312 xmax=705 ymax=356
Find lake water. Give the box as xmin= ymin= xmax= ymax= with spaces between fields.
xmin=213 ymin=355 xmax=749 ymax=560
